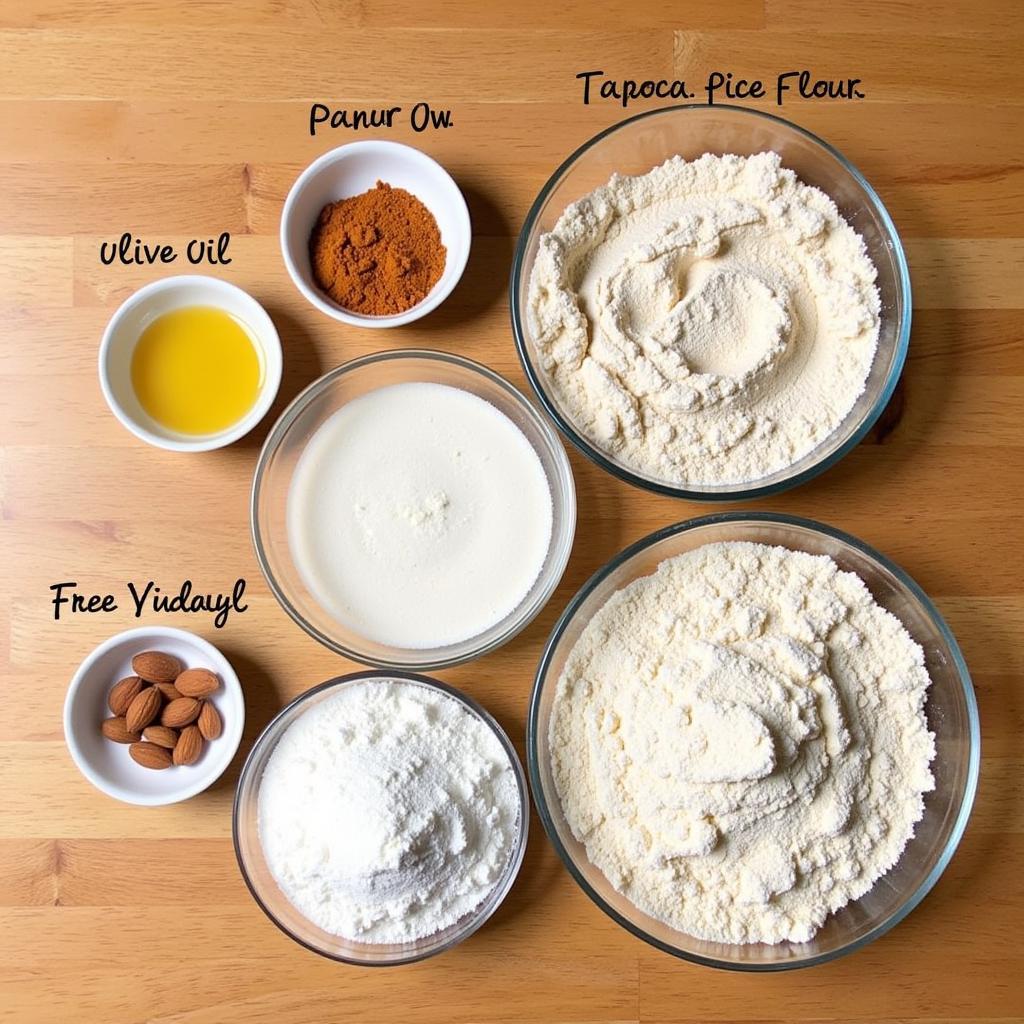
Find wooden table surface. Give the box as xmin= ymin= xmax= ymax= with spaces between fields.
xmin=2 ymin=1 xmax=1022 ymax=1021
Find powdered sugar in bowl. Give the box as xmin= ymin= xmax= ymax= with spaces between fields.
xmin=233 ymin=671 xmax=528 ymax=965
xmin=511 ymin=104 xmax=911 ymax=500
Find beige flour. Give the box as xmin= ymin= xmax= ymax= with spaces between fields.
xmin=527 ymin=152 xmax=880 ymax=485
xmin=550 ymin=542 xmax=935 ymax=944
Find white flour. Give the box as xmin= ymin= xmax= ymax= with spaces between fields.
xmin=527 ymin=152 xmax=880 ymax=485
xmin=550 ymin=542 xmax=935 ymax=944
xmin=259 ymin=679 xmax=520 ymax=943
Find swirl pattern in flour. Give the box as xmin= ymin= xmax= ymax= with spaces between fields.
xmin=549 ymin=542 xmax=935 ymax=944
xmin=527 ymin=152 xmax=880 ymax=485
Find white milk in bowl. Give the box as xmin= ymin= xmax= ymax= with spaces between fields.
xmin=286 ymin=381 xmax=553 ymax=650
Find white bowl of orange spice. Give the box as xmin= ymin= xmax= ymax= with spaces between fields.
xmin=281 ymin=140 xmax=471 ymax=327
xmin=63 ymin=626 xmax=244 ymax=806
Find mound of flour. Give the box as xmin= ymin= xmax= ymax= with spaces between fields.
xmin=527 ymin=152 xmax=880 ymax=485
xmin=259 ymin=679 xmax=520 ymax=942
xmin=550 ymin=542 xmax=935 ymax=944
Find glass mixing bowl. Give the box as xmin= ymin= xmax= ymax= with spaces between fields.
xmin=510 ymin=104 xmax=912 ymax=500
xmin=234 ymin=671 xmax=529 ymax=966
xmin=251 ymin=349 xmax=576 ymax=670
xmin=528 ymin=513 xmax=979 ymax=970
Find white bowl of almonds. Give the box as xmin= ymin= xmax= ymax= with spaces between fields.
xmin=63 ymin=626 xmax=244 ymax=805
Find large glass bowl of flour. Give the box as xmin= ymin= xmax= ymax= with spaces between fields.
xmin=234 ymin=671 xmax=529 ymax=965
xmin=528 ymin=513 xmax=978 ymax=970
xmin=511 ymin=104 xmax=911 ymax=500
xmin=252 ymin=349 xmax=576 ymax=669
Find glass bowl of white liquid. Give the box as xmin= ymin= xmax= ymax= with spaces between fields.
xmin=251 ymin=349 xmax=576 ymax=670
xmin=529 ymin=513 xmax=978 ymax=970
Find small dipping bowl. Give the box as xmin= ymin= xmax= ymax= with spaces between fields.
xmin=529 ymin=513 xmax=979 ymax=970
xmin=99 ymin=275 xmax=282 ymax=452
xmin=251 ymin=349 xmax=576 ymax=670
xmin=280 ymin=140 xmax=471 ymax=327
xmin=234 ymin=671 xmax=529 ymax=965
xmin=63 ymin=626 xmax=245 ymax=806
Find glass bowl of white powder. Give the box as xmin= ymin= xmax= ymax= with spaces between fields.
xmin=234 ymin=671 xmax=529 ymax=965
xmin=511 ymin=104 xmax=911 ymax=499
xmin=529 ymin=513 xmax=978 ymax=970
xmin=251 ymin=349 xmax=575 ymax=669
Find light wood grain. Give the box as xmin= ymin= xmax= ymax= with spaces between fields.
xmin=0 ymin=1 xmax=1022 ymax=1022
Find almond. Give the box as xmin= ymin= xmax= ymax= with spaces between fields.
xmin=108 ymin=675 xmax=143 ymax=716
xmin=161 ymin=696 xmax=201 ymax=728
xmin=129 ymin=741 xmax=173 ymax=770
xmin=197 ymin=700 xmax=222 ymax=741
xmin=101 ymin=716 xmax=141 ymax=744
xmin=132 ymin=650 xmax=181 ymax=684
xmin=154 ymin=682 xmax=183 ymax=702
xmin=142 ymin=725 xmax=179 ymax=749
xmin=125 ymin=686 xmax=162 ymax=733
xmin=175 ymin=668 xmax=219 ymax=699
xmin=173 ymin=724 xmax=203 ymax=766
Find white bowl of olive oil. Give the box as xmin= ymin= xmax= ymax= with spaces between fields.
xmin=99 ymin=276 xmax=282 ymax=452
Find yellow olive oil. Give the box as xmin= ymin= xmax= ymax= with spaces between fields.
xmin=130 ymin=306 xmax=262 ymax=435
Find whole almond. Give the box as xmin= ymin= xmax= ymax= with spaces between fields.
xmin=125 ymin=687 xmax=162 ymax=733
xmin=197 ymin=700 xmax=222 ymax=741
xmin=173 ymin=724 xmax=203 ymax=766
xmin=161 ymin=696 xmax=201 ymax=728
xmin=129 ymin=741 xmax=173 ymax=770
xmin=154 ymin=682 xmax=183 ymax=703
xmin=101 ymin=716 xmax=141 ymax=744
xmin=175 ymin=668 xmax=219 ymax=699
xmin=142 ymin=725 xmax=179 ymax=749
xmin=108 ymin=675 xmax=143 ymax=716
xmin=132 ymin=651 xmax=181 ymax=685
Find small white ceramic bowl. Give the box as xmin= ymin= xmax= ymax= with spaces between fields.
xmin=280 ymin=140 xmax=471 ymax=327
xmin=99 ymin=275 xmax=283 ymax=452
xmin=64 ymin=626 xmax=245 ymax=805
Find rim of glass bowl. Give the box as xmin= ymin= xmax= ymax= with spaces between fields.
xmin=526 ymin=511 xmax=980 ymax=971
xmin=250 ymin=348 xmax=577 ymax=670
xmin=233 ymin=669 xmax=530 ymax=967
xmin=509 ymin=103 xmax=913 ymax=502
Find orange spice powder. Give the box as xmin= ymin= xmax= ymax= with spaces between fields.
xmin=309 ymin=181 xmax=446 ymax=316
